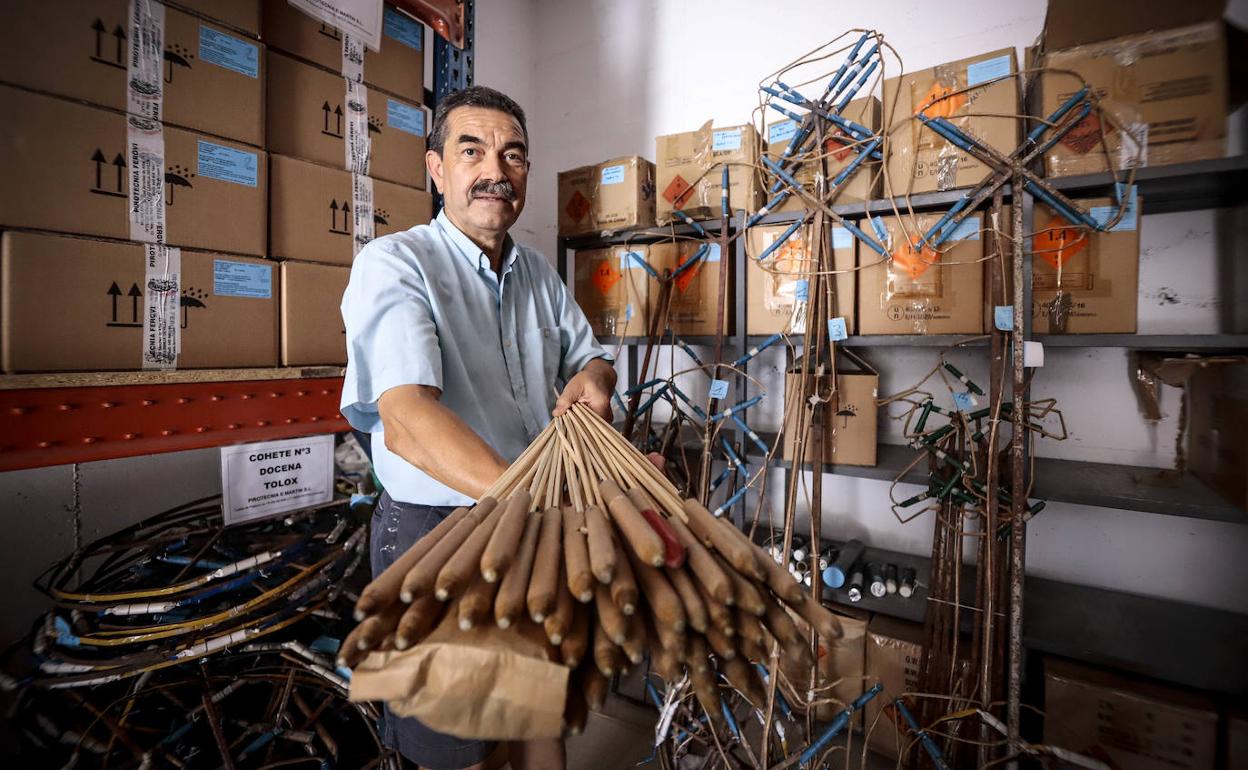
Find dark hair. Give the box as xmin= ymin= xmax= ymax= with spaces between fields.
xmin=428 ymin=85 xmax=528 ymax=155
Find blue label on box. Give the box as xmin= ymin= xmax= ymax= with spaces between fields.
xmin=619 ymin=250 xmax=645 ymax=270
xmin=1090 ymin=184 xmax=1138 ymax=231
xmin=712 ymin=129 xmax=742 ymax=152
xmin=831 ymin=226 xmax=852 ymax=249
xmin=197 ymin=141 xmax=258 ymax=187
xmin=794 ymin=279 xmax=809 ymax=301
xmin=213 ymin=259 xmax=271 ymax=298
xmin=383 ymin=6 xmax=423 ymax=50
xmin=199 ymin=26 xmax=258 ymax=78
xmin=625 ymin=303 xmax=634 ymax=321
xmin=769 ymin=120 xmax=798 ymax=144
xmin=827 ymin=317 xmax=848 ymax=341
xmin=706 ymin=243 xmax=722 ymax=262
xmin=940 ymin=215 xmax=981 ymax=241
xmin=994 ymin=305 xmax=1014 ymax=331
xmin=709 ymin=379 xmax=730 ymax=399
xmin=600 ymin=164 xmax=625 ymax=185
xmin=966 ymin=54 xmax=1011 ymax=87
xmin=952 ymin=391 xmax=977 ymax=412
xmin=387 ymin=99 xmax=425 ymax=136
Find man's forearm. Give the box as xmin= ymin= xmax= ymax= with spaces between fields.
xmin=379 ymin=385 xmax=510 ymax=500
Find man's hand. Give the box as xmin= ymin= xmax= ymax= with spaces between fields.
xmin=553 ymin=358 xmax=617 ymax=421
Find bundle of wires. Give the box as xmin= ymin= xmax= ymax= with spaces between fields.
xmin=28 ymin=494 xmax=367 ymax=689
xmin=2 ymin=494 xmax=385 ymax=768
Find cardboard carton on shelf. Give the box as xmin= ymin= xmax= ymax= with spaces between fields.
xmin=572 ymin=245 xmax=655 ymax=338
xmin=765 ymin=96 xmax=882 ymax=211
xmin=262 ymin=1 xmax=425 ymax=103
xmin=1038 ymin=0 xmax=1227 ymax=177
xmin=863 ymin=616 xmax=926 ymax=759
xmin=167 ymin=0 xmax=261 ymax=37
xmin=267 ymin=51 xmax=428 ymax=189
xmin=745 ymin=222 xmax=856 ymax=336
xmin=655 ymin=121 xmax=762 ymax=224
xmin=268 ymin=154 xmax=432 ymax=266
xmin=647 ymin=241 xmax=732 ymax=337
xmin=857 ymin=213 xmax=984 ymax=335
xmin=557 ymin=157 xmax=656 ymax=237
xmin=1 ymin=231 xmax=278 ymax=372
xmin=281 ymin=261 xmax=349 ymax=366
xmin=1043 ymin=657 xmax=1217 ymax=770
xmin=781 ymin=354 xmax=879 ymax=468
xmin=0 ymin=0 xmax=265 ymax=147
xmin=882 ymin=48 xmax=1020 ymax=195
xmin=0 ymin=85 xmax=267 ymax=257
xmin=1188 ymin=359 xmax=1248 ymax=509
xmin=1031 ymin=194 xmax=1141 ymax=334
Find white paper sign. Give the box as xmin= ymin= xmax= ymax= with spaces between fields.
xmin=220 ymin=435 xmax=335 ymax=525
xmin=288 ymin=0 xmax=383 ymax=51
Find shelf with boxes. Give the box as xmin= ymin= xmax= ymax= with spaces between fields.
xmin=800 ymin=537 xmax=1248 ymax=698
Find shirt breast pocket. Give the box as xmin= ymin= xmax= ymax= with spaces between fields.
xmin=526 ymin=326 xmax=564 ymax=385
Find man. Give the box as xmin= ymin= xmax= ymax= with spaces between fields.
xmin=340 ymin=86 xmax=615 ymax=770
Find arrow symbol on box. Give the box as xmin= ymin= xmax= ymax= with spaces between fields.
xmin=113 ymin=24 xmax=126 ymax=65
xmin=128 ymin=282 xmax=141 ymax=323
xmin=92 ymin=149 xmax=106 ymax=189
xmin=107 ymin=281 xmax=121 ymax=322
xmin=112 ymin=153 xmax=125 ymax=192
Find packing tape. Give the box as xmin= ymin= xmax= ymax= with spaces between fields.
xmin=126 ymin=0 xmax=168 ymax=245
xmin=344 ymin=78 xmax=371 ymax=175
xmin=142 ymin=245 xmax=182 ymax=370
xmin=126 ymin=0 xmax=164 ymax=121
xmin=351 ymin=172 xmax=376 ymax=256
xmin=342 ymin=33 xmax=366 ymax=84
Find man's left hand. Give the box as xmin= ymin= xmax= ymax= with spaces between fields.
xmin=553 ymin=358 xmax=617 ymax=421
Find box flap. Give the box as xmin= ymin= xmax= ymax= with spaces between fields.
xmin=1043 ymin=0 xmax=1225 ymax=50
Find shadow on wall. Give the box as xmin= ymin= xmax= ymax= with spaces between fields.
xmin=527 ymin=0 xmax=655 ymax=260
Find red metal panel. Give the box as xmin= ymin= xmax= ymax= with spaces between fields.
xmin=0 ymin=378 xmax=349 ymax=471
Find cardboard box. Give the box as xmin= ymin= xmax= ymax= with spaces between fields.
xmin=1043 ymin=658 xmax=1217 ymax=770
xmin=882 ymin=49 xmax=1020 ymax=194
xmin=280 ymin=261 xmax=348 ymax=366
xmin=0 ymin=85 xmax=267 ymax=257
xmin=0 ymin=0 xmax=264 ymax=147
xmin=1188 ymin=361 xmax=1248 ymax=509
xmin=262 ymin=2 xmax=424 ymax=103
xmin=572 ymin=246 xmax=654 ymax=338
xmin=864 ymin=616 xmax=926 ymax=759
xmin=781 ymin=367 xmax=879 ymax=467
xmin=746 ymin=223 xmax=856 ymax=335
xmin=656 ymin=121 xmax=762 ymax=224
xmin=1032 ymin=195 xmax=1141 ymax=334
xmin=557 ymin=157 xmax=656 ymax=237
xmin=168 ymin=0 xmax=260 ymax=37
xmin=1040 ymin=24 xmax=1226 ymax=177
xmin=648 ymin=242 xmax=732 ymax=336
xmin=1229 ymin=708 xmax=1248 ymax=770
xmin=857 ymin=213 xmax=984 ymax=335
xmin=269 ymin=154 xmax=432 ymax=266
xmin=765 ymin=97 xmax=882 ymax=211
xmin=266 ymin=52 xmax=427 ymax=189
xmin=2 ymin=231 xmax=277 ymax=372
xmin=816 ymin=608 xmax=869 ymax=722
xmin=1039 ymin=0 xmax=1227 ymax=177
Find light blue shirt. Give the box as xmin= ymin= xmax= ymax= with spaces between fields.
xmin=340 ymin=210 xmax=610 ymax=506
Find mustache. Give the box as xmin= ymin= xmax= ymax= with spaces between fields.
xmin=470 ymin=179 xmax=517 ymax=201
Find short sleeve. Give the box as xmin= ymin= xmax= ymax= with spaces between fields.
xmin=339 ymin=241 xmax=442 ymax=432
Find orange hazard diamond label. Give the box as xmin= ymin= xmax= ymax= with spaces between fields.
xmin=591 ymin=260 xmax=621 ymax=295
xmin=892 ymin=237 xmax=938 ymax=281
xmin=674 ymin=260 xmax=702 ymax=294
xmin=917 ymin=81 xmax=966 ymax=119
xmin=824 ymin=130 xmax=854 ymax=163
xmin=565 ymin=190 xmax=591 ymax=223
xmin=1034 ymin=215 xmax=1088 ymax=270
xmin=1060 ymin=112 xmax=1109 ymax=156
xmin=662 ymin=175 xmax=695 ymax=209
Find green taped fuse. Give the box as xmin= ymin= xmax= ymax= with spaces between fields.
xmin=915 ymin=400 xmax=934 ymax=433
xmin=919 ymin=423 xmax=956 ymax=447
xmin=943 ymin=363 xmax=985 ymax=396
xmin=927 ymin=443 xmax=969 ymax=473
xmin=996 ymin=500 xmax=1047 ymax=540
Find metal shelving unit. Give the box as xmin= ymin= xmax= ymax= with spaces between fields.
xmin=814 ymin=539 xmax=1248 ymax=697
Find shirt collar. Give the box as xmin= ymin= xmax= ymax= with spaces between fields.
xmin=435 ymin=209 xmax=520 ymax=275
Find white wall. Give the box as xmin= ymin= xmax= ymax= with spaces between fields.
xmin=514 ymin=0 xmax=1248 ymax=615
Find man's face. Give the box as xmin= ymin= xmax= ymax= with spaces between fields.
xmin=427 ymin=106 xmax=528 ymax=237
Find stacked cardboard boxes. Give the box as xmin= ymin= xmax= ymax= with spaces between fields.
xmin=0 ymin=0 xmax=279 ymax=372
xmin=745 ymin=223 xmax=856 ymax=335
xmin=765 ymin=97 xmax=882 ymax=210
xmin=557 ymin=157 xmax=657 ymax=237
xmin=656 ymin=121 xmax=763 ymax=224
xmin=260 ymin=2 xmax=433 ymax=366
xmin=648 ymin=242 xmax=733 ymax=336
xmin=572 ymin=246 xmax=657 ymax=338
